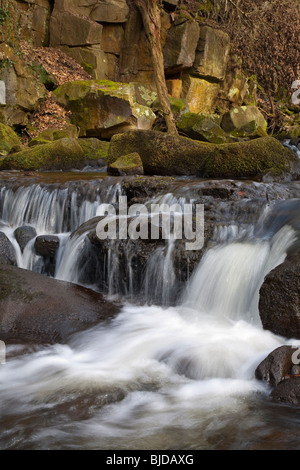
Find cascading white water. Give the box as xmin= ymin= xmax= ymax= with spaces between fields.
xmin=182 ymin=225 xmax=297 ymax=324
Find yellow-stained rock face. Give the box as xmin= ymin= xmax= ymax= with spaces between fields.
xmin=182 ymin=75 xmax=220 ymax=114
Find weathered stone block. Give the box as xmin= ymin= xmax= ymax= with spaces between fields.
xmin=90 ymin=0 xmax=129 ymax=22
xmin=100 ymin=24 xmax=124 ymax=54
xmin=182 ymin=75 xmax=220 ymax=114
xmin=193 ymin=26 xmax=230 ymax=81
xmin=163 ymin=19 xmax=200 ymax=71
xmin=50 ymin=11 xmax=103 ymax=46
xmin=221 ymin=105 xmax=267 ymax=134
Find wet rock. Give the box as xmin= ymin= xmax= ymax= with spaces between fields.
xmin=35 ymin=235 xmax=60 ymax=276
xmin=0 ymin=232 xmax=17 ymax=266
xmin=259 ymin=255 xmax=300 ymax=339
xmin=270 ymin=377 xmax=300 ymax=405
xmin=121 ymin=175 xmax=176 ymax=204
xmin=35 ymin=235 xmax=60 ymax=258
xmin=0 ymin=265 xmax=120 ymax=345
xmin=255 ymin=345 xmax=296 ymax=387
xmin=14 ymin=226 xmax=37 ymax=252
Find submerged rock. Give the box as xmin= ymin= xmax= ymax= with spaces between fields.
xmin=0 ymin=265 xmax=120 ymax=345
xmin=256 ymin=345 xmax=300 ymax=406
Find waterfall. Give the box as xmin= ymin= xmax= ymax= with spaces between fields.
xmin=0 ymin=180 xmax=122 ymax=234
xmin=182 ymin=225 xmax=296 ymax=324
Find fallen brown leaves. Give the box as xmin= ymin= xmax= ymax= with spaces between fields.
xmin=20 ymin=40 xmax=90 ymax=86
xmin=28 ymin=92 xmax=72 ymax=139
xmin=20 ymin=41 xmax=91 ymax=138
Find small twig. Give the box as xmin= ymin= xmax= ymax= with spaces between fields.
xmin=228 ymin=0 xmax=249 ymax=17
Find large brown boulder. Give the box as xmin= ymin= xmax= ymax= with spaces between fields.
xmin=259 ymin=255 xmax=300 ymax=339
xmin=0 ymin=265 xmax=120 ymax=345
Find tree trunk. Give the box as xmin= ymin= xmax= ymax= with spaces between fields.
xmin=136 ymin=0 xmax=178 ymax=136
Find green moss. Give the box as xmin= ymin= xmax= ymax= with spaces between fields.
xmin=0 ymin=122 xmax=22 ymax=155
xmin=177 ymin=112 xmax=227 ymax=144
xmin=82 ymin=63 xmax=95 ymax=74
xmin=108 ymin=152 xmax=144 ymax=176
xmin=77 ymin=138 xmax=109 ymax=161
xmin=203 ymin=136 xmax=296 ymax=179
xmin=0 ymin=138 xmax=86 ymax=171
xmin=108 ymin=130 xmax=215 ymax=176
xmin=108 ymin=130 xmax=297 ymax=180
xmin=28 ymin=137 xmax=52 ymax=147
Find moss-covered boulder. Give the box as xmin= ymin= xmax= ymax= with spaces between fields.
xmin=108 ymin=130 xmax=298 ymax=180
xmin=53 ymin=80 xmax=156 ymax=139
xmin=108 ymin=152 xmax=144 ymax=176
xmin=221 ymin=105 xmax=268 ymax=137
xmin=0 ymin=123 xmax=23 ymax=156
xmin=203 ymin=136 xmax=298 ymax=179
xmin=108 ymin=130 xmax=214 ymax=176
xmin=177 ymin=112 xmax=228 ymax=144
xmin=0 ymin=138 xmax=87 ymax=171
xmin=152 ymin=97 xmax=189 ymax=119
xmin=28 ymin=125 xmax=79 ymax=146
xmin=77 ymin=138 xmax=109 ymax=166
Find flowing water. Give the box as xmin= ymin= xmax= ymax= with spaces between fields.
xmin=1 ymin=173 xmax=300 ymax=450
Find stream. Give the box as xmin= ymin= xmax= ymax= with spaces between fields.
xmin=1 ymin=171 xmax=300 ymax=450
